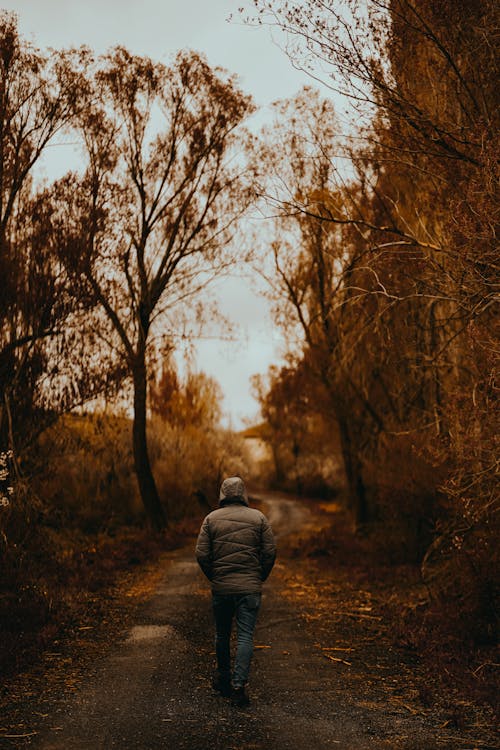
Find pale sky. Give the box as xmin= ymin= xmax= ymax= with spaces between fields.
xmin=4 ymin=0 xmax=322 ymax=428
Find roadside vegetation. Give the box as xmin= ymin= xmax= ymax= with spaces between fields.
xmin=0 ymin=11 xmax=252 ymax=675
xmin=1 ymin=361 xmax=250 ymax=675
xmin=244 ymin=0 xmax=498 ymax=664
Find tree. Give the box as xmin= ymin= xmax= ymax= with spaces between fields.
xmin=151 ymin=361 xmax=223 ymax=430
xmin=0 ymin=13 xmax=110 ymax=456
xmin=248 ymin=0 xmax=499 ymax=580
xmin=252 ymin=361 xmax=341 ymax=496
xmin=149 ymin=358 xmax=252 ymax=518
xmin=254 ymin=89 xmax=388 ymax=523
xmin=57 ymin=49 xmax=255 ymax=530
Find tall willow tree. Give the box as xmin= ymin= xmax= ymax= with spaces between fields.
xmin=57 ymin=49 xmax=254 ymax=530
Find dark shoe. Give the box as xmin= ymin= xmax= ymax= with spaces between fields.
xmin=212 ymin=674 xmax=231 ymax=698
xmin=231 ymin=685 xmax=250 ymax=708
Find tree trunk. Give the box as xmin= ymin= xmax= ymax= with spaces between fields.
xmin=271 ymin=439 xmax=285 ymax=487
xmin=132 ymin=357 xmax=167 ymax=531
xmin=336 ymin=412 xmax=369 ymax=528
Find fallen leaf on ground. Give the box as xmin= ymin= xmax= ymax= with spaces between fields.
xmin=324 ymin=654 xmax=352 ymax=666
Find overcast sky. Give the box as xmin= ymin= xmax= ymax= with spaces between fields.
xmin=5 ymin=0 xmax=323 ymax=428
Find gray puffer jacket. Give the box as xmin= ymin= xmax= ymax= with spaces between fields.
xmin=195 ymin=491 xmax=276 ymax=595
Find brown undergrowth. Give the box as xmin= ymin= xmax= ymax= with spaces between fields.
xmin=282 ymin=497 xmax=499 ymax=724
xmin=0 ymin=516 xmax=202 ymax=678
xmin=0 ymin=517 xmax=202 ymax=742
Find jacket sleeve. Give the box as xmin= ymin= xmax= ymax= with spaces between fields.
xmin=260 ymin=515 xmax=276 ymax=581
xmin=195 ymin=516 xmax=213 ymax=580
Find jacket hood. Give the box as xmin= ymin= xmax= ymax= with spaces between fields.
xmin=219 ymin=476 xmax=248 ymax=506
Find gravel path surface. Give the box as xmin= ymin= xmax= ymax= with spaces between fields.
xmin=6 ymin=494 xmax=496 ymax=750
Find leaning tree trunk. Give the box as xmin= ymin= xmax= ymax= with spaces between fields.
xmin=132 ymin=356 xmax=167 ymax=532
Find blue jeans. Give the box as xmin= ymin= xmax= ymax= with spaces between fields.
xmin=212 ymin=592 xmax=261 ymax=688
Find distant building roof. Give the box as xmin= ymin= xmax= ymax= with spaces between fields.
xmin=239 ymin=422 xmax=270 ymax=440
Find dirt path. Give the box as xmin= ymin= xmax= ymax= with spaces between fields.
xmin=2 ymin=494 xmax=496 ymax=749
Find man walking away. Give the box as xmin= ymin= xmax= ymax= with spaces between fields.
xmin=195 ymin=476 xmax=276 ymax=707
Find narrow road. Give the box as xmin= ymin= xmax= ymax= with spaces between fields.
xmin=13 ymin=494 xmax=494 ymax=749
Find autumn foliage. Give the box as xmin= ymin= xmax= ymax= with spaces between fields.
xmin=249 ymin=0 xmax=498 ymax=642
xmin=0 ymin=14 xmax=253 ymax=672
xmin=0 ymin=1 xmax=497 ymax=685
